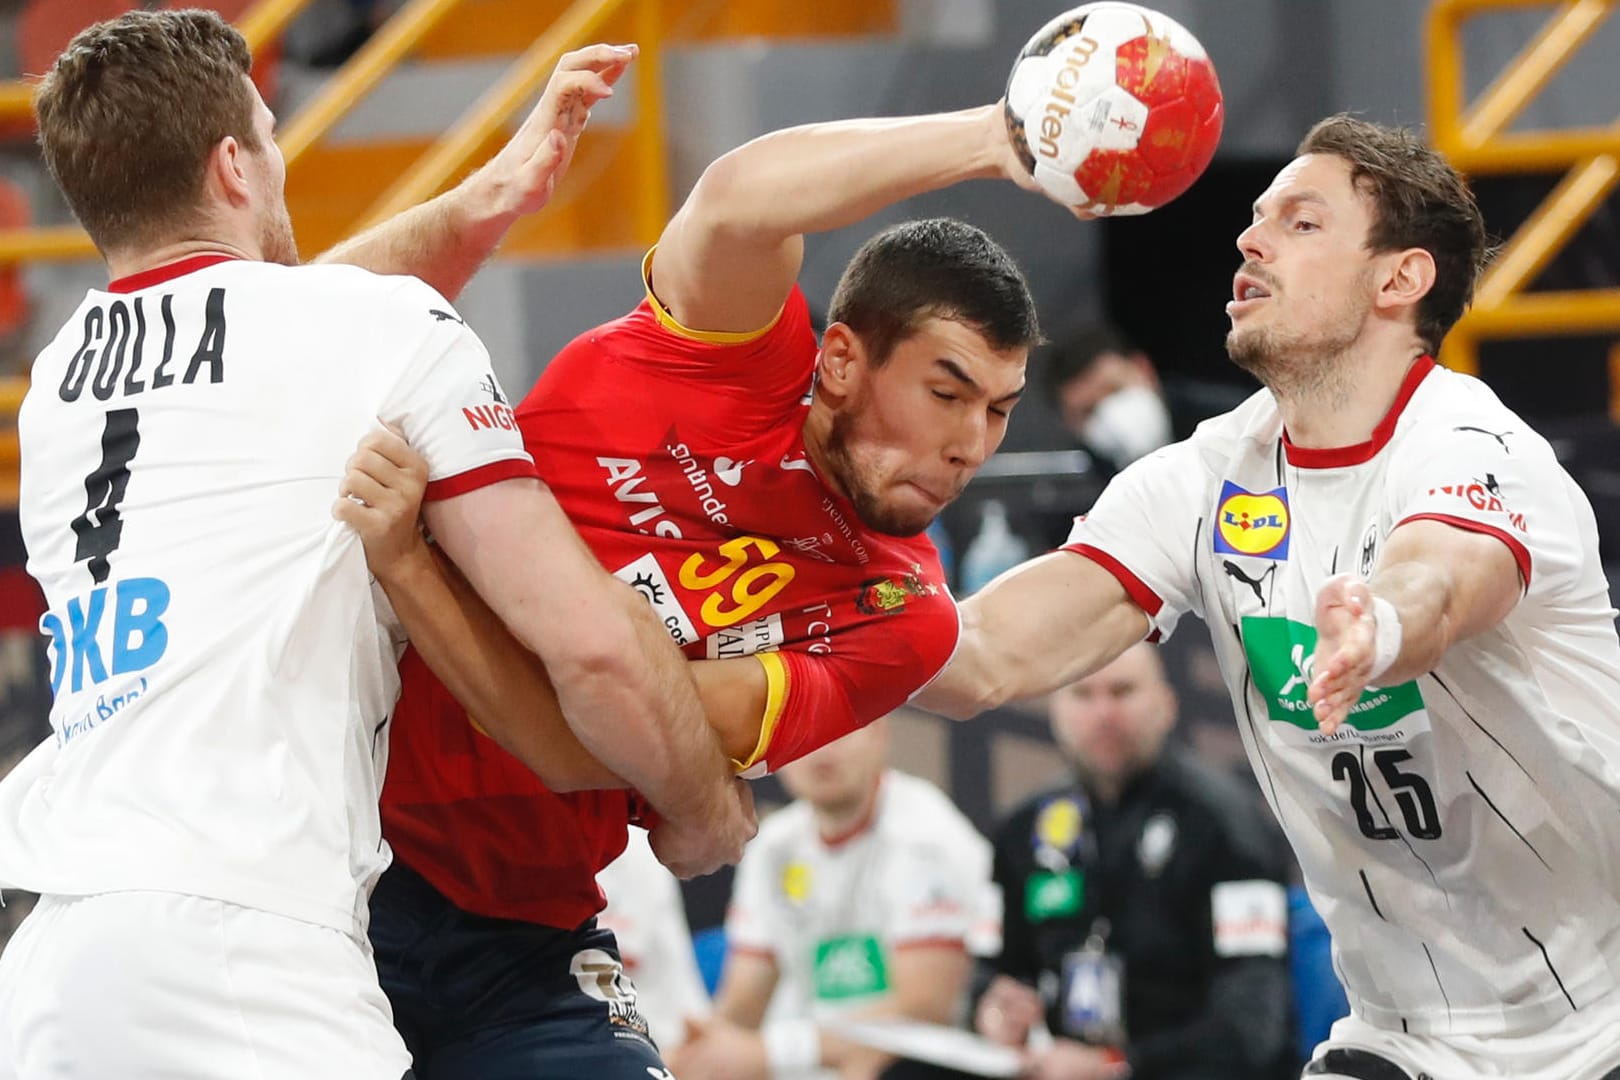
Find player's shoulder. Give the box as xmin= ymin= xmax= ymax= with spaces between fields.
xmin=876 ymin=771 xmax=988 ymax=856
xmin=751 ymin=796 xmax=819 ymax=852
xmin=277 ymin=263 xmax=464 ymax=323
xmin=1395 ymin=363 xmax=1555 ymax=462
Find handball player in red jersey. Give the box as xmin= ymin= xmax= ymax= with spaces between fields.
xmin=336 ymin=100 xmax=1053 ymax=1078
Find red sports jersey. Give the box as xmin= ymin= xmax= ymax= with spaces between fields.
xmin=383 ymin=266 xmax=960 ymax=928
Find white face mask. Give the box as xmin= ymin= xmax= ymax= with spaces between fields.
xmin=1082 ymin=383 xmax=1173 ymax=466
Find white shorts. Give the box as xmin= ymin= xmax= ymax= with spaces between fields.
xmin=1305 ymin=987 xmax=1620 ymax=1080
xmin=0 ymin=891 xmax=412 ymax=1080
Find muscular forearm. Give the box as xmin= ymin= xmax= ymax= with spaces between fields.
xmin=316 ymin=170 xmax=517 ymax=301
xmin=1367 ymin=560 xmax=1470 ymax=685
xmin=378 ymin=543 xmax=624 ymax=790
xmin=701 ymin=107 xmax=1004 ymax=241
xmin=550 ymin=583 xmax=740 ymax=824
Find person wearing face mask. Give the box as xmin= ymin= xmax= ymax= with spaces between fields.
xmin=1047 ymin=327 xmax=1175 ymax=470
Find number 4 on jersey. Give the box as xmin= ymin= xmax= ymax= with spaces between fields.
xmin=71 ymin=408 xmax=140 ymax=584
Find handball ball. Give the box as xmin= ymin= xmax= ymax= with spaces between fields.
xmin=1005 ymin=3 xmax=1223 ymax=216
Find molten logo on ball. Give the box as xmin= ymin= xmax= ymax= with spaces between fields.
xmin=1005 ymin=2 xmax=1224 ymax=216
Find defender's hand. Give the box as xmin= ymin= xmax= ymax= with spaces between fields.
xmin=477 ymin=43 xmax=638 ymax=220
xmin=986 ymin=99 xmax=1099 ymax=221
xmin=1309 ymin=573 xmax=1378 ymax=736
xmin=649 ymin=778 xmax=758 ymax=879
xmin=332 ymin=423 xmax=430 ymax=581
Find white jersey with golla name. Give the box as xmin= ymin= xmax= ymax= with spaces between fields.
xmin=1066 ymin=357 xmax=1620 ymax=1039
xmin=0 ymin=255 xmax=533 ymax=939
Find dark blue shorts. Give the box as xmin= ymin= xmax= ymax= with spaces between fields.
xmin=370 ymin=861 xmax=669 ymax=1080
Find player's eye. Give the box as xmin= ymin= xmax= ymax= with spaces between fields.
xmin=931 ymin=389 xmax=957 ymax=403
xmin=1293 ymin=218 xmax=1318 ymax=232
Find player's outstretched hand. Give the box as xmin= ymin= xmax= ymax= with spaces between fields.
xmin=332 ymin=423 xmax=430 ymax=582
xmin=976 ymin=975 xmax=1044 ymax=1047
xmin=649 ymin=777 xmax=757 ymax=880
xmin=1308 ymin=573 xmax=1378 ymax=736
xmin=478 ymin=43 xmax=638 ymax=221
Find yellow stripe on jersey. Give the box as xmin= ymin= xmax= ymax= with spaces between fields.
xmin=641 ymin=247 xmax=784 ymax=345
xmin=733 ymin=651 xmax=788 ymax=774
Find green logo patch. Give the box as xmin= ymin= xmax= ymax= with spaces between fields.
xmin=813 ymin=934 xmax=889 ymax=1001
xmin=1025 ymin=869 xmax=1084 ymax=922
xmin=1242 ymin=616 xmax=1424 ymax=731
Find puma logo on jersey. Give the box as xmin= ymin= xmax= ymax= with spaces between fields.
xmin=429 ymin=308 xmax=466 ymax=325
xmin=1453 ymin=425 xmax=1511 ymax=452
xmin=1222 ymin=560 xmax=1272 ymax=605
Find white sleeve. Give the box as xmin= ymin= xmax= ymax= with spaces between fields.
xmin=880 ymin=837 xmax=990 ymax=949
xmin=723 ymin=836 xmax=783 ymax=960
xmin=374 ymin=279 xmax=535 ymax=501
xmin=1062 ymin=441 xmax=1208 ymax=640
xmin=1386 ymin=419 xmax=1581 ymax=601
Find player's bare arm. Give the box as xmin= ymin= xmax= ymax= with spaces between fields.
xmin=337 ymin=430 xmax=773 ymax=775
xmin=917 ymin=551 xmax=1149 ymax=720
xmin=650 ymin=104 xmax=1042 ymax=334
xmin=316 ymin=43 xmax=636 ymax=299
xmin=1308 ymin=519 xmax=1521 ymax=735
xmin=673 ymin=939 xmax=968 ymax=1078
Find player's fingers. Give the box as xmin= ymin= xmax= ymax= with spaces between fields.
xmin=338 ymin=470 xmax=393 ymax=512
xmin=363 ymin=431 xmax=426 ymax=479
xmin=554 ymin=42 xmax=636 ymax=75
xmin=346 ymin=447 xmax=408 ymax=489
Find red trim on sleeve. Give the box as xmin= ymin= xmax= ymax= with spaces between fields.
xmin=0 ymin=566 xmax=43 ymax=632
xmin=107 ymin=253 xmax=238 ymax=293
xmin=423 ymin=457 xmax=537 ymax=502
xmin=1283 ymin=356 xmax=1436 ymax=469
xmin=1062 ymin=543 xmax=1164 ymax=616
xmin=1397 ymin=512 xmax=1532 ymax=589
xmin=892 ymin=936 xmax=967 ymax=953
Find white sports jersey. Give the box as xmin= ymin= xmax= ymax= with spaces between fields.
xmin=726 ymin=769 xmax=995 ymax=1074
xmin=597 ymin=828 xmax=711 ymax=1051
xmin=0 ymin=254 xmax=532 ymax=938
xmin=1068 ymin=357 xmax=1620 ymax=1039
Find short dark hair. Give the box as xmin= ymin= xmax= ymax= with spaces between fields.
xmin=35 ymin=9 xmax=260 ymax=253
xmin=1045 ymin=323 xmax=1140 ymax=407
xmin=827 ymin=218 xmax=1041 ymax=364
xmin=1297 ymin=114 xmax=1488 ymax=354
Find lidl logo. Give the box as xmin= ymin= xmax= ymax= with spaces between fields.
xmin=1034 ymin=797 xmax=1084 ymax=856
xmin=1213 ymin=481 xmax=1291 ymax=560
xmin=1241 ymin=616 xmax=1423 ymax=732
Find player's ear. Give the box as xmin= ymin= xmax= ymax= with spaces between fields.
xmin=205 ymin=135 xmax=253 ymax=210
xmin=1376 ymin=247 xmax=1435 ymax=314
xmin=817 ymin=322 xmax=863 ymax=400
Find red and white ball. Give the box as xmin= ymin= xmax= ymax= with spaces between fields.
xmin=1004 ymin=3 xmax=1224 ymax=216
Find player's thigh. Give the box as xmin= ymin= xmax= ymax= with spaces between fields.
xmin=0 ymin=891 xmax=410 ymax=1080
xmin=418 ymin=936 xmax=668 ymax=1080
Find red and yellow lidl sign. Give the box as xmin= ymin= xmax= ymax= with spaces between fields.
xmin=1213 ymin=481 xmax=1290 ymax=560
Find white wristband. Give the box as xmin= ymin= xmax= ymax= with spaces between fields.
xmin=763 ymin=1018 xmax=821 ymax=1074
xmin=1366 ymin=595 xmax=1403 ymax=684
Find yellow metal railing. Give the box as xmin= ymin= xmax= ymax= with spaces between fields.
xmin=357 ymin=0 xmax=669 ymax=245
xmin=1427 ymin=0 xmax=1620 ymax=374
xmin=0 ymin=375 xmax=22 ymax=507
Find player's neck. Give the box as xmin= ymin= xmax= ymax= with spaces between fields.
xmin=815 ymin=773 xmax=885 ymax=846
xmin=104 ymin=236 xmax=261 ymax=285
xmin=1273 ymin=345 xmax=1423 ymax=450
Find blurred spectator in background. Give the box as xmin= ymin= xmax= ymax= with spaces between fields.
xmin=670 ymin=718 xmax=995 ymax=1080
xmin=1045 ymin=325 xmax=1250 ymax=472
xmin=596 ymin=827 xmax=712 ymax=1054
xmin=975 ymin=643 xmax=1297 ymax=1080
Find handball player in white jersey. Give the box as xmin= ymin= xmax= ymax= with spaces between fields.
xmin=922 ymin=115 xmax=1620 ymax=1080
xmin=0 ymin=11 xmax=751 ymax=1079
